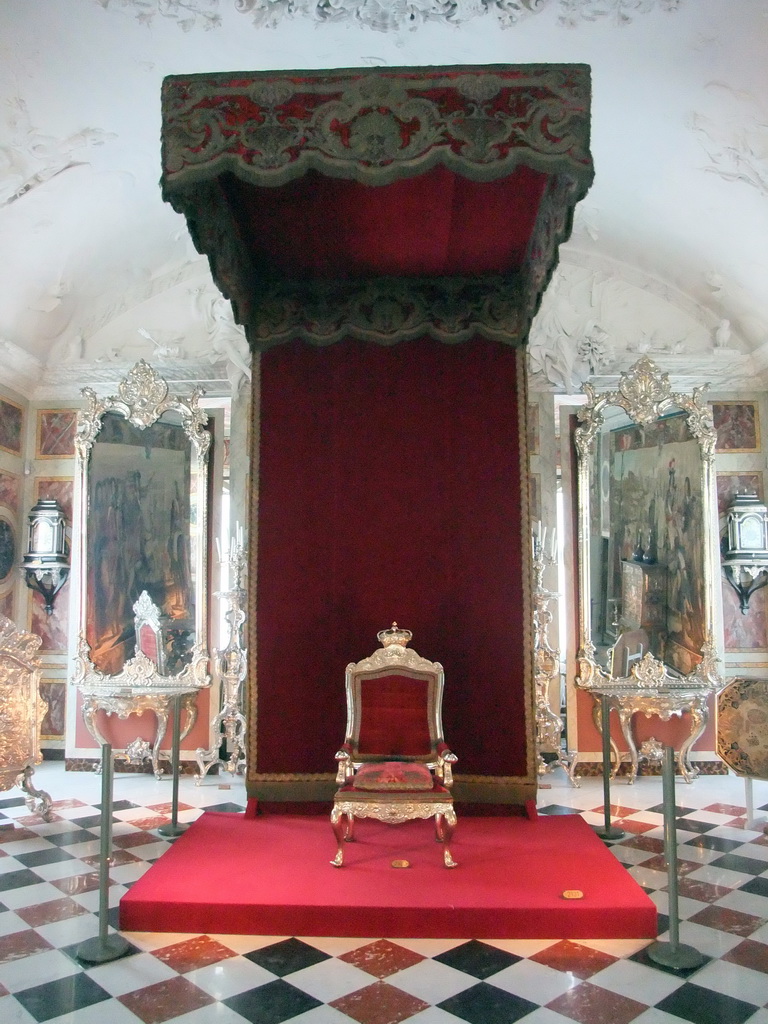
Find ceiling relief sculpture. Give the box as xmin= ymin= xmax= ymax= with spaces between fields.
xmin=0 ymin=96 xmax=114 ymax=208
xmin=2 ymin=2 xmax=764 ymax=398
xmin=94 ymin=0 xmax=223 ymax=31
xmin=96 ymin=0 xmax=681 ymax=30
xmin=527 ymin=260 xmax=752 ymax=393
xmin=688 ymin=83 xmax=768 ymax=199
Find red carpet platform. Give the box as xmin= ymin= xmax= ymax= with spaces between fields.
xmin=120 ymin=812 xmax=657 ymax=939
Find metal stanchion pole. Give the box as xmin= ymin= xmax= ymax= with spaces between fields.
xmin=594 ymin=694 xmax=624 ymax=841
xmin=158 ymin=693 xmax=188 ymax=839
xmin=647 ymin=745 xmax=705 ymax=969
xmin=77 ymin=744 xmax=130 ymax=963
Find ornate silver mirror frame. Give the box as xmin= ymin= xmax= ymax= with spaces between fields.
xmin=574 ymin=358 xmax=723 ymax=781
xmin=71 ymin=361 xmax=211 ymax=774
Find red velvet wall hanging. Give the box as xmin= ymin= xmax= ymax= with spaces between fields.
xmin=249 ymin=337 xmax=533 ymax=806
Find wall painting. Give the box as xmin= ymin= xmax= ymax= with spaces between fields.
xmin=0 ymin=471 xmax=20 ymax=514
xmin=40 ymin=681 xmax=66 ymax=740
xmin=712 ymin=402 xmax=760 ymax=453
xmin=37 ymin=410 xmax=77 ymax=459
xmin=608 ymin=413 xmax=705 ymax=675
xmin=0 ymin=397 xmax=23 ymax=456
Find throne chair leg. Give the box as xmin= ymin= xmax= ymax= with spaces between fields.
xmin=330 ymin=805 xmax=353 ymax=867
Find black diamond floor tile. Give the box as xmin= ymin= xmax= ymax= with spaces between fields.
xmin=0 ymin=868 xmax=43 ymax=891
xmin=537 ymin=804 xmax=580 ymax=816
xmin=655 ymin=981 xmax=757 ymax=1024
xmin=14 ymin=972 xmax=112 ymax=1022
xmin=99 ymin=800 xmax=138 ymax=811
xmin=224 ymin=979 xmax=322 ymax=1024
xmin=647 ymin=804 xmax=696 ymax=816
xmin=433 ymin=939 xmax=522 ymax=979
xmin=739 ymin=876 xmax=768 ymax=898
xmin=710 ymin=852 xmax=768 ymax=876
xmin=69 ymin=815 xmax=105 ymax=829
xmin=244 ymin=937 xmax=330 ymax=977
xmin=15 ymin=847 xmax=77 ymax=867
xmin=438 ymin=982 xmax=539 ymax=1024
xmin=44 ymin=828 xmax=98 ymax=848
xmin=684 ymin=835 xmax=744 ymax=853
xmin=674 ymin=818 xmax=717 ymax=834
xmin=0 ymin=797 xmax=26 ymax=809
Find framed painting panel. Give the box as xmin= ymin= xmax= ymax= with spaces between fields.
xmin=29 ymin=582 xmax=70 ymax=654
xmin=37 ymin=410 xmax=77 ymax=459
xmin=0 ymin=470 xmax=20 ymax=514
xmin=40 ymin=680 xmax=66 ymax=740
xmin=0 ymin=396 xmax=23 ymax=456
xmin=722 ymin=578 xmax=768 ymax=651
xmin=0 ymin=510 xmax=16 ymax=593
xmin=34 ymin=477 xmax=74 ymax=523
xmin=608 ymin=412 xmax=706 ymax=674
xmin=712 ymin=402 xmax=760 ymax=453
xmin=86 ymin=411 xmax=194 ymax=675
xmin=716 ymin=471 xmax=764 ymax=515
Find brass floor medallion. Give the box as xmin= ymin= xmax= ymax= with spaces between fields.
xmin=391 ymin=859 xmax=410 ymax=868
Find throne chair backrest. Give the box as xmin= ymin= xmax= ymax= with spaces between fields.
xmin=344 ymin=648 xmax=446 ymax=766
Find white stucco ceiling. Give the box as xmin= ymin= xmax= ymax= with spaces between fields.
xmin=0 ymin=0 xmax=766 ymax=397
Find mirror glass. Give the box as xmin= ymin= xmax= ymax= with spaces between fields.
xmin=576 ymin=357 xmax=719 ymax=688
xmin=75 ymin=362 xmax=210 ymax=679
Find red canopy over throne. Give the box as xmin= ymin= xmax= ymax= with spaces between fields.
xmin=160 ymin=64 xmax=593 ymax=809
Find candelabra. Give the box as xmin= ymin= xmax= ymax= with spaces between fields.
xmin=195 ymin=534 xmax=247 ymax=783
xmin=532 ymin=524 xmax=577 ymax=785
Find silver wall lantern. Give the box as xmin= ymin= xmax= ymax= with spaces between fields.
xmin=722 ymin=491 xmax=768 ymax=614
xmin=20 ymin=498 xmax=70 ymax=615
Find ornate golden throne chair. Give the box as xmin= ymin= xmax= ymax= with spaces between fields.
xmin=331 ymin=624 xmax=458 ymax=868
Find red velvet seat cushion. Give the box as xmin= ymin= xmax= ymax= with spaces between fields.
xmin=351 ymin=761 xmax=434 ymax=792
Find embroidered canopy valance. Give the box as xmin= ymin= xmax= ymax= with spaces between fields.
xmin=161 ymin=64 xmax=594 ymax=349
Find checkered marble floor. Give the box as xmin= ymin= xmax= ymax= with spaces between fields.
xmin=1 ymin=763 xmax=768 ymax=1024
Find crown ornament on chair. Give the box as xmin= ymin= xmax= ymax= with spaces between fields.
xmin=377 ymin=622 xmax=413 ymax=648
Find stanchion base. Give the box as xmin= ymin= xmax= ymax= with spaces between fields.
xmin=77 ymin=933 xmax=131 ymax=964
xmin=593 ymin=825 xmax=625 ymax=840
xmin=158 ymin=822 xmax=189 ymax=838
xmin=647 ymin=940 xmax=705 ymax=970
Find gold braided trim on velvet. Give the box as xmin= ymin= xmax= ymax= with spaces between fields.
xmin=516 ymin=344 xmax=536 ymax=785
xmin=249 ymin=772 xmax=337 ymax=782
xmin=246 ymin=772 xmax=537 ymax=784
xmin=245 ymin=354 xmax=261 ymax=783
